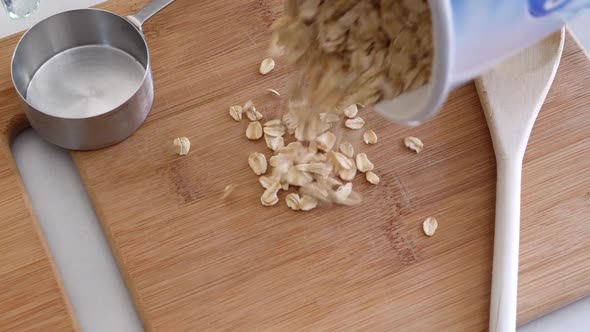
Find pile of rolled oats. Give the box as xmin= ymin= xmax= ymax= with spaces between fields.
xmin=229 ymin=95 xmax=379 ymax=211
xmin=271 ymin=0 xmax=433 ymax=111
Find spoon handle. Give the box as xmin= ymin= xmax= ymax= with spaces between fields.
xmin=489 ymin=158 xmax=522 ymax=332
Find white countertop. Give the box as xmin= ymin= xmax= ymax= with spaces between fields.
xmin=4 ymin=2 xmax=590 ymax=331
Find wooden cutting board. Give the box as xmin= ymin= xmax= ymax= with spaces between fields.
xmin=0 ymin=25 xmax=78 ymax=332
xmin=1 ymin=0 xmax=590 ymax=330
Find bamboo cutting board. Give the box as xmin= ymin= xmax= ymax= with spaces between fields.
xmin=1 ymin=0 xmax=590 ymax=330
xmin=0 ymin=27 xmax=78 ymax=332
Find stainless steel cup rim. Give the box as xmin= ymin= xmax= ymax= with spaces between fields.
xmin=9 ymin=0 xmax=173 ymax=150
xmin=10 ymin=8 xmax=151 ymax=120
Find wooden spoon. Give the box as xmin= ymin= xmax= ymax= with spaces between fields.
xmin=475 ymin=28 xmax=565 ymax=332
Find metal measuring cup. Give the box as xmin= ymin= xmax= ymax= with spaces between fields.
xmin=11 ymin=0 xmax=174 ymax=150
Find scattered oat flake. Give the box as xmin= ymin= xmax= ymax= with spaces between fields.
xmin=247 ymin=109 xmax=263 ymax=121
xmin=264 ymin=119 xmax=282 ymax=127
xmin=366 ymin=171 xmax=380 ymax=185
xmin=261 ymin=190 xmax=279 ymax=206
xmin=281 ymin=182 xmax=289 ymax=191
xmin=337 ymin=191 xmax=362 ymax=206
xmin=315 ymin=132 xmax=336 ymax=151
xmin=328 ymin=151 xmax=354 ymax=171
xmin=264 ymin=134 xmax=284 ymax=151
xmin=259 ymin=176 xmax=275 ymax=189
xmin=259 ymin=57 xmax=275 ymax=75
xmin=299 ymin=195 xmax=318 ymax=211
xmin=222 ymin=184 xmax=236 ymax=199
xmin=363 ymin=130 xmax=378 ymax=144
xmin=261 ymin=182 xmax=281 ymax=206
xmin=267 ymin=88 xmax=281 ymax=96
xmin=248 ymin=152 xmax=268 ymax=175
xmin=263 ymin=125 xmax=286 ymax=137
xmin=423 ymin=217 xmax=438 ymax=236
xmin=229 ymin=105 xmax=243 ymax=121
xmin=404 ymin=136 xmax=424 ymax=153
xmin=243 ymin=100 xmax=255 ymax=112
xmin=286 ymin=193 xmax=301 ymax=210
xmin=246 ymin=122 xmax=263 ymax=140
xmin=345 ymin=117 xmax=365 ymax=130
xmin=246 ymin=110 xmax=256 ymax=121
xmin=355 ymin=153 xmax=374 ymax=173
xmin=343 ymin=104 xmax=358 ymax=118
xmin=334 ymin=183 xmax=353 ymax=203
xmin=172 ymin=137 xmax=190 ymax=156
xmin=338 ymin=167 xmax=357 ymax=181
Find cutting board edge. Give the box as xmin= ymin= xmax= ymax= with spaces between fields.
xmin=0 ymin=115 xmax=80 ymax=330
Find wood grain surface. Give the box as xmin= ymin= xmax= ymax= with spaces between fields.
xmin=1 ymin=0 xmax=590 ymax=330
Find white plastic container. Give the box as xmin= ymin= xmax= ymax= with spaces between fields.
xmin=375 ymin=0 xmax=590 ymax=125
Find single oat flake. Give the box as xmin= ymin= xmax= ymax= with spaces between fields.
xmin=243 ymin=100 xmax=255 ymax=112
xmin=299 ymin=195 xmax=318 ymax=211
xmin=355 ymin=153 xmax=374 ymax=173
xmin=334 ymin=183 xmax=353 ymax=203
xmin=315 ymin=132 xmax=336 ymax=151
xmin=423 ymin=217 xmax=438 ymax=236
xmin=264 ymin=134 xmax=284 ymax=151
xmin=172 ymin=137 xmax=190 ymax=156
xmin=264 ymin=119 xmax=282 ymax=127
xmin=343 ymin=104 xmax=358 ymax=118
xmin=248 ymin=152 xmax=268 ymax=175
xmin=366 ymin=171 xmax=380 ymax=185
xmin=345 ymin=117 xmax=365 ymax=130
xmin=363 ymin=130 xmax=378 ymax=145
xmin=222 ymin=184 xmax=236 ymax=199
xmin=259 ymin=57 xmax=275 ymax=75
xmin=246 ymin=121 xmax=263 ymax=140
xmin=338 ymin=167 xmax=356 ymax=182
xmin=263 ymin=124 xmax=286 ymax=137
xmin=247 ymin=109 xmax=264 ymax=122
xmin=404 ymin=136 xmax=424 ymax=153
xmin=286 ymin=193 xmax=301 ymax=211
xmin=229 ymin=105 xmax=243 ymax=121
xmin=328 ymin=151 xmax=354 ymax=171
xmin=267 ymin=88 xmax=280 ymax=96
xmin=261 ymin=184 xmax=280 ymax=206
xmin=259 ymin=175 xmax=279 ymax=189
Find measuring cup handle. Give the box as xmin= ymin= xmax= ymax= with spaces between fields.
xmin=127 ymin=0 xmax=174 ymax=30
